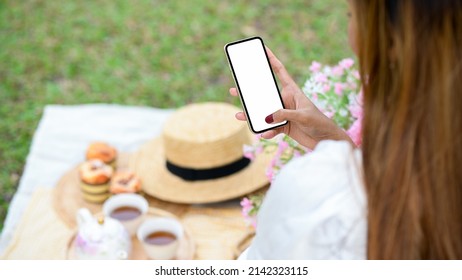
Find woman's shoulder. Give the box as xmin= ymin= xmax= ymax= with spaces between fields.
xmin=274 ymin=140 xmax=364 ymax=203
xmin=286 ymin=140 xmax=361 ymax=173
xmin=247 ymin=140 xmax=367 ymax=259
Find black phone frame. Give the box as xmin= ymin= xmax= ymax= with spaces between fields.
xmin=224 ymin=36 xmax=288 ymax=134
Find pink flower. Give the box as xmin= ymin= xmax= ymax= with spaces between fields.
xmin=310 ymin=61 xmax=322 ymax=73
xmin=265 ymin=167 xmax=274 ymax=181
xmin=278 ymin=140 xmax=289 ymax=152
xmin=324 ymin=111 xmax=334 ymax=118
xmin=322 ymin=84 xmax=331 ymax=93
xmin=241 ymin=197 xmax=257 ymax=228
xmin=334 ymin=83 xmax=344 ymax=96
xmin=311 ymin=92 xmax=318 ymax=101
xmin=240 ymin=197 xmax=253 ymax=210
xmin=241 ymin=208 xmax=250 ymax=219
xmin=340 ymin=58 xmax=355 ymax=69
xmin=353 ymin=70 xmax=360 ymax=80
xmin=294 ymin=150 xmax=301 ymax=158
xmin=243 ymin=152 xmax=254 ymax=160
xmin=350 ymin=104 xmax=363 ymax=119
xmin=315 ymin=73 xmax=328 ymax=83
xmin=349 ymin=89 xmax=364 ymax=119
xmin=346 ymin=81 xmax=358 ymax=90
xmin=243 ymin=145 xmax=255 ymax=160
xmin=347 ymin=118 xmax=362 ymax=146
xmin=332 ymin=66 xmax=344 ymax=77
xmin=255 ymin=145 xmax=264 ymax=154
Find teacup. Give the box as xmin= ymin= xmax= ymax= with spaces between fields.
xmin=103 ymin=193 xmax=148 ymax=236
xmin=137 ymin=217 xmax=184 ymax=260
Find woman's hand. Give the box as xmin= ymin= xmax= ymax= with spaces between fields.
xmin=229 ymin=47 xmax=354 ymax=150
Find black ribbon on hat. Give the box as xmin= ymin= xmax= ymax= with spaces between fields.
xmin=166 ymin=157 xmax=251 ymax=181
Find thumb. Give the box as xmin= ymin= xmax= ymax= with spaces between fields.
xmin=265 ymin=109 xmax=300 ymax=124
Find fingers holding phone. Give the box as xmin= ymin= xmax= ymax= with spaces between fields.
xmin=229 ymin=88 xmax=246 ymax=121
xmin=265 ymin=47 xmax=296 ymax=88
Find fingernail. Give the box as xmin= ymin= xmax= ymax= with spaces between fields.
xmin=265 ymin=114 xmax=274 ymax=124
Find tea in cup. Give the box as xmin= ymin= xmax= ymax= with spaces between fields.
xmin=137 ymin=217 xmax=184 ymax=260
xmin=103 ymin=193 xmax=148 ymax=236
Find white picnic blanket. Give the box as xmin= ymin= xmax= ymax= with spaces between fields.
xmin=0 ymin=104 xmax=174 ymax=254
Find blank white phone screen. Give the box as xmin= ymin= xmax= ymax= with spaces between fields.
xmin=226 ymin=38 xmax=286 ymax=133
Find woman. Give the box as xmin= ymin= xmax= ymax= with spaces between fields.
xmin=231 ymin=0 xmax=462 ymax=259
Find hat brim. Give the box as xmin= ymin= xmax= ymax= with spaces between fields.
xmin=129 ymin=137 xmax=272 ymax=204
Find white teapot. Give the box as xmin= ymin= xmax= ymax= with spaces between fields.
xmin=74 ymin=208 xmax=131 ymax=260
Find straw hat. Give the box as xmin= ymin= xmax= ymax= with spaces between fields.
xmin=129 ymin=102 xmax=273 ymax=204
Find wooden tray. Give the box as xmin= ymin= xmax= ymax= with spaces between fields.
xmin=233 ymin=231 xmax=255 ymax=259
xmin=53 ymin=152 xmax=262 ymax=259
xmin=66 ymin=207 xmax=195 ymax=260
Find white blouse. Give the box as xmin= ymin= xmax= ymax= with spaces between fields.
xmin=246 ymin=140 xmax=367 ymax=259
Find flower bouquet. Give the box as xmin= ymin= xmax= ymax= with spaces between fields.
xmin=241 ymin=58 xmax=363 ymax=228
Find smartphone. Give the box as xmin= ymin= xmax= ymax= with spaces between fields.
xmin=224 ymin=37 xmax=287 ymax=134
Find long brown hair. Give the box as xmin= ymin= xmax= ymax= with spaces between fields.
xmin=353 ymin=0 xmax=462 ymax=259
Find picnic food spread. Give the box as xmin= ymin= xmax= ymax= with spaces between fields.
xmin=3 ymin=103 xmax=270 ymax=260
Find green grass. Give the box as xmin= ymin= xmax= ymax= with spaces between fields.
xmin=0 ymin=0 xmax=351 ymax=232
